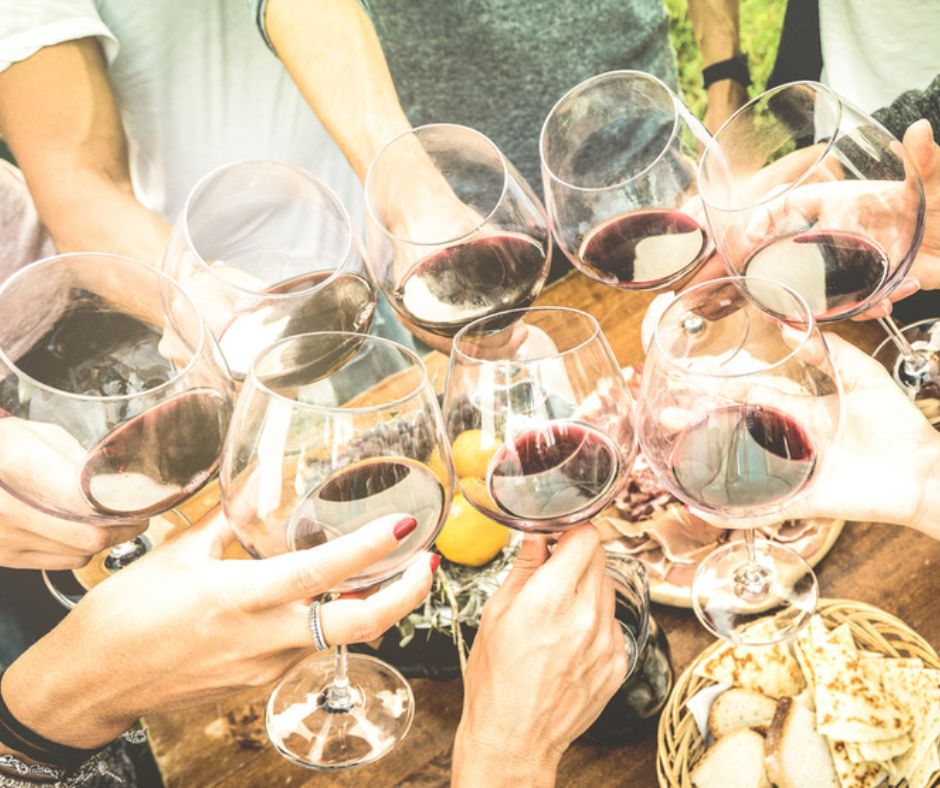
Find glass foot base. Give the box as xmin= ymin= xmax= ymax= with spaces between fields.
xmin=43 ymin=509 xmax=190 ymax=609
xmin=266 ymin=652 xmax=414 ymax=770
xmin=692 ymin=538 xmax=817 ymax=645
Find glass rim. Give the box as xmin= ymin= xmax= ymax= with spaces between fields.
xmin=363 ymin=123 xmax=511 ymax=248
xmin=0 ymin=252 xmax=209 ymax=403
xmin=177 ymin=159 xmax=359 ymax=299
xmin=539 ymin=69 xmax=684 ymax=194
xmin=450 ymin=306 xmax=603 ymax=366
xmin=651 ymin=275 xmax=818 ymax=379
xmin=697 ymin=80 xmax=844 ymax=214
xmin=248 ymin=331 xmax=432 ymax=414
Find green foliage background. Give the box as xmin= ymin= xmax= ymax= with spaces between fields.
xmin=665 ymin=0 xmax=786 ymax=117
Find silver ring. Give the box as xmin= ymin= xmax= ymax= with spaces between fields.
xmin=308 ymin=600 xmax=329 ymax=651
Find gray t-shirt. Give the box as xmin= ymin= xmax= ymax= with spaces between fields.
xmin=362 ymin=0 xmax=678 ymax=192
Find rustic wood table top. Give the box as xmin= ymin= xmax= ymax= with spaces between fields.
xmin=148 ymin=273 xmax=940 ymax=787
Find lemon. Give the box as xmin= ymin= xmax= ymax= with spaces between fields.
xmin=436 ymin=490 xmax=509 ymax=567
xmin=426 ymin=446 xmax=451 ymax=486
xmin=452 ymin=429 xmax=498 ymax=479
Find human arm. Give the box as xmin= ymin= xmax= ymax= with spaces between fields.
xmin=0 ymin=509 xmax=436 ymax=752
xmin=261 ymin=0 xmax=410 ymax=180
xmin=687 ymin=0 xmax=748 ymax=132
xmin=0 ymin=38 xmax=168 ymax=260
xmin=452 ymin=526 xmax=628 ymax=787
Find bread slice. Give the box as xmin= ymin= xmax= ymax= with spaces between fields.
xmin=764 ymin=697 xmax=839 ymax=788
xmin=708 ymin=688 xmax=778 ymax=739
xmin=691 ymin=729 xmax=770 ymax=788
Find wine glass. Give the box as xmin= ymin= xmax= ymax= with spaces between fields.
xmin=442 ymin=307 xmax=636 ymax=533
xmin=363 ymin=124 xmax=552 ymax=347
xmin=221 ymin=332 xmax=455 ymax=769
xmin=0 ymin=253 xmax=234 ymax=608
xmin=540 ymin=70 xmax=713 ymax=291
xmin=698 ymin=81 xmax=934 ymax=407
xmin=873 ymin=319 xmax=940 ymax=428
xmin=636 ymin=276 xmax=842 ymax=644
xmin=163 ymin=159 xmax=377 ymax=380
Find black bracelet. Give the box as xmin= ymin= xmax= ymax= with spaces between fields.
xmin=702 ymin=53 xmax=751 ymax=90
xmin=0 ymin=670 xmax=106 ymax=769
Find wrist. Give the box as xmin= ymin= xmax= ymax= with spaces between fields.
xmin=452 ymin=717 xmax=560 ymax=788
xmin=910 ymin=432 xmax=940 ymax=536
xmin=3 ymin=633 xmax=131 ymax=750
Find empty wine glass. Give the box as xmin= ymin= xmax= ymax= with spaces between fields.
xmin=364 ymin=124 xmax=552 ymax=348
xmin=163 ymin=159 xmax=377 ymax=380
xmin=540 ymin=70 xmax=713 ymax=291
xmin=636 ymin=276 xmax=842 ymax=644
xmin=698 ymin=81 xmax=935 ymax=408
xmin=442 ymin=307 xmax=636 ymax=533
xmin=221 ymin=332 xmax=455 ymax=769
xmin=0 ymin=253 xmax=234 ymax=608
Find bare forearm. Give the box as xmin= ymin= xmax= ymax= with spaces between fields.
xmin=688 ymin=0 xmax=747 ymax=131
xmin=264 ymin=0 xmax=411 ymax=180
xmin=25 ymin=166 xmax=169 ymax=261
xmin=452 ymin=721 xmax=559 ymax=788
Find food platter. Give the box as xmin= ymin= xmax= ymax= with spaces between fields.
xmin=657 ymin=599 xmax=940 ymax=787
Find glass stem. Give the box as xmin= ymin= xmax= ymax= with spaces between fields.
xmin=734 ymin=529 xmax=772 ymax=602
xmin=323 ymin=645 xmax=355 ymax=712
xmin=879 ymin=315 xmax=935 ymax=388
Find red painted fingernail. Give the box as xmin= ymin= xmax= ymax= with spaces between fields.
xmin=393 ymin=516 xmax=417 ymax=541
xmin=429 ymin=554 xmax=441 ymax=573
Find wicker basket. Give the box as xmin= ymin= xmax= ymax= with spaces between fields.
xmin=656 ymin=599 xmax=940 ymax=787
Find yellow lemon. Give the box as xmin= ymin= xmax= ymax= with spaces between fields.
xmin=436 ymin=491 xmax=509 ymax=567
xmin=452 ymin=429 xmax=498 ymax=480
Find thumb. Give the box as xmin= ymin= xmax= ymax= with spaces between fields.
xmin=500 ymin=534 xmax=550 ymax=593
xmin=903 ymin=119 xmax=938 ymax=179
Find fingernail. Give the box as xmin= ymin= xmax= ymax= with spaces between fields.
xmin=393 ymin=516 xmax=417 ymax=541
xmin=429 ymin=554 xmax=441 ymax=573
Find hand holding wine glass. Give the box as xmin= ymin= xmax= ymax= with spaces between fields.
xmin=636 ymin=276 xmax=842 ymax=643
xmin=453 ymin=526 xmax=627 ymax=787
xmin=221 ymin=331 xmax=455 ymax=769
xmin=688 ymin=333 xmax=940 ymax=537
xmin=365 ymin=124 xmax=552 ymax=352
xmin=0 ymin=507 xmax=437 ymax=750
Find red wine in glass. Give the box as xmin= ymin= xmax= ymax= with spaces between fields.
xmin=485 ymin=421 xmax=619 ymax=527
xmin=667 ymin=405 xmax=816 ymax=511
xmin=577 ymin=209 xmax=708 ymax=289
xmin=81 ymin=388 xmax=227 ymax=517
xmin=219 ymin=269 xmax=376 ymax=379
xmin=391 ymin=232 xmax=548 ymax=337
xmin=245 ymin=456 xmax=448 ymax=592
xmin=743 ymin=230 xmax=889 ymax=320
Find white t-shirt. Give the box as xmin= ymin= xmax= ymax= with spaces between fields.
xmin=820 ymin=0 xmax=940 ymax=113
xmin=0 ymin=0 xmax=364 ymax=226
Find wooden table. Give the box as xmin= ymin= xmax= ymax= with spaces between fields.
xmin=146 ymin=273 xmax=940 ymax=787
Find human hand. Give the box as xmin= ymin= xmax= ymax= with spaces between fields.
xmin=452 ymin=525 xmax=627 ymax=786
xmin=0 ymin=417 xmax=147 ymax=569
xmin=1 ymin=508 xmax=438 ymax=748
xmin=686 ymin=333 xmax=940 ymax=534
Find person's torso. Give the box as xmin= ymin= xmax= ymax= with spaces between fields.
xmin=95 ymin=0 xmax=364 ymax=224
xmin=819 ymin=0 xmax=940 ymax=112
xmin=364 ymin=0 xmax=677 ymax=192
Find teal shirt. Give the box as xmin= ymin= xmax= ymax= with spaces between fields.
xmin=362 ymin=0 xmax=678 ymax=192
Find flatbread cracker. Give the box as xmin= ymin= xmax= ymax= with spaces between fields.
xmin=693 ymin=620 xmax=805 ymax=699
xmin=812 ymin=623 xmax=910 ymax=742
xmin=827 ymin=739 xmax=887 ymax=788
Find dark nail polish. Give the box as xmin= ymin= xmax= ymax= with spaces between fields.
xmin=429 ymin=554 xmax=441 ymax=573
xmin=393 ymin=516 xmax=418 ymax=540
